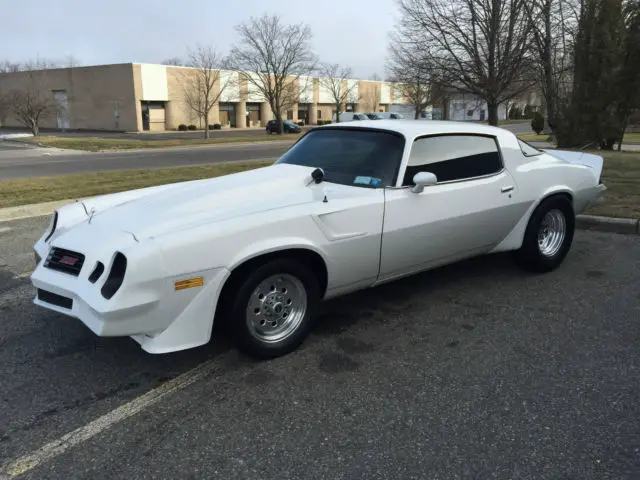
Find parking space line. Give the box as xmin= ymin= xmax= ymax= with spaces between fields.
xmin=0 ymin=227 xmax=12 ymax=234
xmin=13 ymin=273 xmax=31 ymax=279
xmin=0 ymin=359 xmax=219 ymax=478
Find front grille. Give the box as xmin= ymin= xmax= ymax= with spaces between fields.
xmin=37 ymin=289 xmax=73 ymax=309
xmin=44 ymin=247 xmax=85 ymax=277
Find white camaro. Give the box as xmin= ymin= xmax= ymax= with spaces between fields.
xmin=31 ymin=120 xmax=607 ymax=359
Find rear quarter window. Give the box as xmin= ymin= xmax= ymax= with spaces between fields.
xmin=518 ymin=139 xmax=543 ymax=157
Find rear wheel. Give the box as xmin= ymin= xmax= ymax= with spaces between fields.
xmin=227 ymin=258 xmax=320 ymax=359
xmin=514 ymin=195 xmax=575 ymax=273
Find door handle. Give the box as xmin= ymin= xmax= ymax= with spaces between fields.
xmin=501 ymin=185 xmax=514 ymax=193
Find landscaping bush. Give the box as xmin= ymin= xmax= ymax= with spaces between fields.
xmin=297 ymin=121 xmax=305 ymax=127
xmin=531 ymin=112 xmax=545 ymax=135
xmin=187 ymin=124 xmax=197 ymax=131
xmin=213 ymin=123 xmax=221 ymax=130
xmin=178 ymin=124 xmax=188 ymax=131
xmin=523 ymin=105 xmax=533 ymax=119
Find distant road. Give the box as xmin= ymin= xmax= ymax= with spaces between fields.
xmin=0 ymin=122 xmax=537 ymax=180
xmin=0 ymin=126 xmax=311 ymax=141
xmin=0 ymin=141 xmax=293 ymax=179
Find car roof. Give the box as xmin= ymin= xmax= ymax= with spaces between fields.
xmin=314 ymin=119 xmax=512 ymax=139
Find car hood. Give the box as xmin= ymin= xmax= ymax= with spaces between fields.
xmin=79 ymin=163 xmax=319 ymax=240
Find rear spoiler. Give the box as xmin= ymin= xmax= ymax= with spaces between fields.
xmin=543 ymin=149 xmax=604 ymax=182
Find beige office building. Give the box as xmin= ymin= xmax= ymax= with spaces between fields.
xmin=0 ymin=63 xmax=413 ymax=132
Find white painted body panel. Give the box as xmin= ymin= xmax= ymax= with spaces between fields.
xmin=30 ymin=120 xmax=606 ymax=353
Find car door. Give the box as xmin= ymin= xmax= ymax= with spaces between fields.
xmin=378 ymin=134 xmax=525 ymax=282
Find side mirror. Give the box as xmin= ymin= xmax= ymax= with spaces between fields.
xmin=410 ymin=171 xmax=438 ymax=193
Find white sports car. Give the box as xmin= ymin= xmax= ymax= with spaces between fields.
xmin=31 ymin=120 xmax=606 ymax=359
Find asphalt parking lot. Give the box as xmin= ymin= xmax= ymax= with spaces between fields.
xmin=1 ymin=216 xmax=639 ymax=479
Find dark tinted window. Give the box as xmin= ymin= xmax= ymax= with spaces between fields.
xmin=403 ymin=135 xmax=502 ymax=185
xmin=276 ymin=128 xmax=405 ymax=187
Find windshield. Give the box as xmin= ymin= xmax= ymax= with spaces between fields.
xmin=275 ymin=128 xmax=405 ymax=187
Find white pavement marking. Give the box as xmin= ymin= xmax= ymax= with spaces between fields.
xmin=0 ymin=359 xmax=219 ymax=478
xmin=13 ymin=272 xmax=31 ymax=279
xmin=0 ymin=227 xmax=12 ymax=233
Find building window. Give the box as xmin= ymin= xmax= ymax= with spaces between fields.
xmin=317 ymin=110 xmax=322 ymax=119
xmin=467 ymin=109 xmax=474 ymax=117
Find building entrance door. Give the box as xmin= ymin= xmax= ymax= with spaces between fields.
xmin=54 ymin=90 xmax=70 ymax=129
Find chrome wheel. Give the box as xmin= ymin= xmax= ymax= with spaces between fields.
xmin=245 ymin=273 xmax=307 ymax=344
xmin=537 ymin=209 xmax=566 ymax=257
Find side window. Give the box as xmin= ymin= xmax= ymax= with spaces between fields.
xmin=403 ymin=135 xmax=503 ymax=185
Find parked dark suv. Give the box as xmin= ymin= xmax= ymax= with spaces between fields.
xmin=266 ymin=119 xmax=302 ymax=134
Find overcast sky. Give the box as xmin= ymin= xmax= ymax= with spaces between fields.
xmin=2 ymin=0 xmax=400 ymax=79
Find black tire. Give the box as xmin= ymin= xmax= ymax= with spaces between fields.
xmin=514 ymin=195 xmax=575 ymax=273
xmin=227 ymin=258 xmax=320 ymax=360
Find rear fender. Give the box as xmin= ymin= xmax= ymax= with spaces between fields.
xmin=543 ymin=149 xmax=604 ymax=183
xmin=490 ymin=187 xmax=574 ymax=253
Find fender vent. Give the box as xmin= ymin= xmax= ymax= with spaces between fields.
xmin=88 ymin=262 xmax=105 ymax=283
xmin=101 ymin=252 xmax=127 ymax=299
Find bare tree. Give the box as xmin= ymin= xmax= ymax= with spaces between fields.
xmin=387 ymin=29 xmax=437 ymax=119
xmin=162 ymin=57 xmax=183 ymax=66
xmin=318 ymin=63 xmax=358 ymax=122
xmin=183 ymin=44 xmax=233 ymax=138
xmin=522 ymin=0 xmax=580 ymax=132
xmin=614 ymin=0 xmax=640 ymax=150
xmin=397 ymin=0 xmax=534 ymax=126
xmin=63 ymin=54 xmax=81 ymax=68
xmin=229 ymin=14 xmax=318 ymax=134
xmin=0 ymin=60 xmax=22 ymax=73
xmin=10 ymin=68 xmax=57 ymax=135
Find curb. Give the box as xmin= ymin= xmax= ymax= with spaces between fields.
xmin=1 ymin=200 xmax=639 ymax=235
xmin=575 ymin=214 xmax=639 ymax=235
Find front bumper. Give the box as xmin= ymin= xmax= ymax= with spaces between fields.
xmin=31 ymin=238 xmax=230 ymax=354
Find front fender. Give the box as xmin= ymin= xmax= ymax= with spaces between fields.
xmin=227 ymin=237 xmax=329 ymax=271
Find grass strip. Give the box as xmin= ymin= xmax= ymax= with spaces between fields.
xmin=0 ymin=161 xmax=274 ymax=208
xmin=0 ymin=151 xmax=638 ymax=218
xmin=22 ymin=135 xmax=299 ymax=152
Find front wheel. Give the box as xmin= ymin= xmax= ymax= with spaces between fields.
xmin=228 ymin=258 xmax=320 ymax=359
xmin=514 ymin=195 xmax=575 ymax=273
